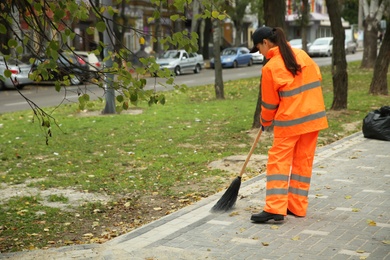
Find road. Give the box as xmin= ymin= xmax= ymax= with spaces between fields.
xmin=0 ymin=52 xmax=362 ymax=113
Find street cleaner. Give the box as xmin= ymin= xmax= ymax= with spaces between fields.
xmin=249 ymin=27 xmax=328 ymax=223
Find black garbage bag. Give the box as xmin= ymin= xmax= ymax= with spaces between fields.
xmin=362 ymin=106 xmax=390 ymax=141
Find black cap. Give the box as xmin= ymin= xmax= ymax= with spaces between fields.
xmin=250 ymin=26 xmax=273 ymax=53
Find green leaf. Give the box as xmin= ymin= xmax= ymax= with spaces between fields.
xmin=170 ymin=14 xmax=180 ymax=21
xmin=86 ymin=27 xmax=94 ymax=35
xmin=8 ymin=39 xmax=18 ymax=48
xmin=147 ymin=17 xmax=155 ymax=23
xmin=212 ymin=11 xmax=219 ymax=18
xmin=0 ymin=24 xmax=6 ymax=34
xmin=116 ymin=95 xmax=124 ymax=102
xmin=4 ymin=70 xmax=12 ymax=78
xmin=96 ymin=21 xmax=106 ymax=32
xmin=54 ymin=9 xmax=65 ymax=21
xmin=16 ymin=46 xmax=23 ymax=54
xmin=166 ymin=78 xmax=174 ymax=84
xmin=218 ymin=14 xmax=226 ymax=20
xmin=130 ymin=93 xmax=138 ymax=102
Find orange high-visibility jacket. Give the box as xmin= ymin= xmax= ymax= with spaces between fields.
xmin=260 ymin=47 xmax=328 ymax=137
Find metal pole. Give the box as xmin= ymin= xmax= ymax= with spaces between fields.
xmin=102 ymin=0 xmax=116 ymax=114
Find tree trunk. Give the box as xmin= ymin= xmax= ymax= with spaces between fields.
xmin=263 ymin=0 xmax=286 ymax=31
xmin=234 ymin=21 xmax=243 ymax=47
xmin=252 ymin=0 xmax=285 ymax=128
xmin=361 ymin=16 xmax=378 ymax=69
xmin=326 ymin=0 xmax=348 ymax=110
xmin=369 ymin=18 xmax=389 ymax=95
xmin=202 ymin=18 xmax=211 ymax=60
xmin=212 ymin=19 xmax=224 ymax=99
xmin=301 ymin=0 xmax=309 ymax=53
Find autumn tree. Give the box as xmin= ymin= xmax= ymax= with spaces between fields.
xmin=360 ymin=0 xmax=388 ymax=69
xmin=228 ymin=0 xmax=252 ymax=47
xmin=369 ymin=6 xmax=390 ymax=95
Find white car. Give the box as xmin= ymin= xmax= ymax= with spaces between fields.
xmin=308 ymin=37 xmax=333 ymax=57
xmin=0 ymin=56 xmax=34 ymax=90
xmin=74 ymin=51 xmax=102 ymax=79
xmin=251 ymin=51 xmax=264 ymax=64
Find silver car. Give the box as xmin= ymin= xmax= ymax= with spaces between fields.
xmin=0 ymin=56 xmax=33 ymax=90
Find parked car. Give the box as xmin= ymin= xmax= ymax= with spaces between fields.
xmin=289 ymin=38 xmax=312 ymax=50
xmin=344 ymin=39 xmax=357 ymax=54
xmin=32 ymin=52 xmax=90 ymax=85
xmin=74 ymin=51 xmax=102 ymax=79
xmin=210 ymin=47 xmax=253 ymax=68
xmin=0 ymin=56 xmax=34 ymax=90
xmin=156 ymin=50 xmax=204 ymax=76
xmin=308 ymin=37 xmax=333 ymax=57
xmin=251 ymin=51 xmax=264 ymax=64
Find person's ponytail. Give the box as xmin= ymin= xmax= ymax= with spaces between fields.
xmin=269 ymin=27 xmax=301 ymax=76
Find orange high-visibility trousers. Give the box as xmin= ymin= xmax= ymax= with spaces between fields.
xmin=263 ymin=131 xmax=319 ymax=217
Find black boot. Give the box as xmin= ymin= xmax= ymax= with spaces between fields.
xmin=250 ymin=211 xmax=284 ymax=223
xmin=287 ymin=209 xmax=303 ymax=217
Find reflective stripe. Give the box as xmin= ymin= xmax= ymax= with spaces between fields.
xmin=279 ymin=81 xmax=321 ymax=97
xmin=266 ymin=188 xmax=288 ymax=196
xmin=290 ymin=173 xmax=311 ymax=184
xmin=274 ymin=111 xmax=326 ymax=127
xmin=267 ymin=174 xmax=289 ymax=182
xmin=262 ymin=101 xmax=278 ymax=110
xmin=289 ymin=187 xmax=309 ymax=196
xmin=261 ymin=117 xmax=272 ymax=124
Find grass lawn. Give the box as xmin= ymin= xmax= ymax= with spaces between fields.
xmin=0 ymin=61 xmax=388 ymax=252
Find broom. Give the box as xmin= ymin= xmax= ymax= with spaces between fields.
xmin=211 ymin=128 xmax=263 ymax=212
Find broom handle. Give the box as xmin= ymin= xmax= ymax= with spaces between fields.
xmin=238 ymin=128 xmax=263 ymax=178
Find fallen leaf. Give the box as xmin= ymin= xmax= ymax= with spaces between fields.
xmin=366 ymin=219 xmax=376 ymax=226
xmin=153 ymin=207 xmax=162 ymax=211
xmin=270 ymin=225 xmax=279 ymax=230
xmin=382 ymin=240 xmax=390 ymax=245
xmin=356 ymin=250 xmax=365 ymax=253
xmin=229 ymin=211 xmax=239 ymax=217
xmin=345 ymin=195 xmax=352 ymax=199
xmin=291 ymin=236 xmax=300 ymax=241
xmin=262 ymin=242 xmax=269 ymax=246
xmin=352 ymin=208 xmax=360 ymax=212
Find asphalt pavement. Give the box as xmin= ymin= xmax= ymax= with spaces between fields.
xmin=1 ymin=132 xmax=389 ymax=260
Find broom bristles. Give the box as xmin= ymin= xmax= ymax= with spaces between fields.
xmin=211 ymin=176 xmax=242 ymax=212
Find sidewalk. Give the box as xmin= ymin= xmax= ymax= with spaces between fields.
xmin=1 ymin=132 xmax=389 ymax=260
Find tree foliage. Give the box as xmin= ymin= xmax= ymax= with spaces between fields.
xmin=0 ymin=0 xmax=226 ymax=143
